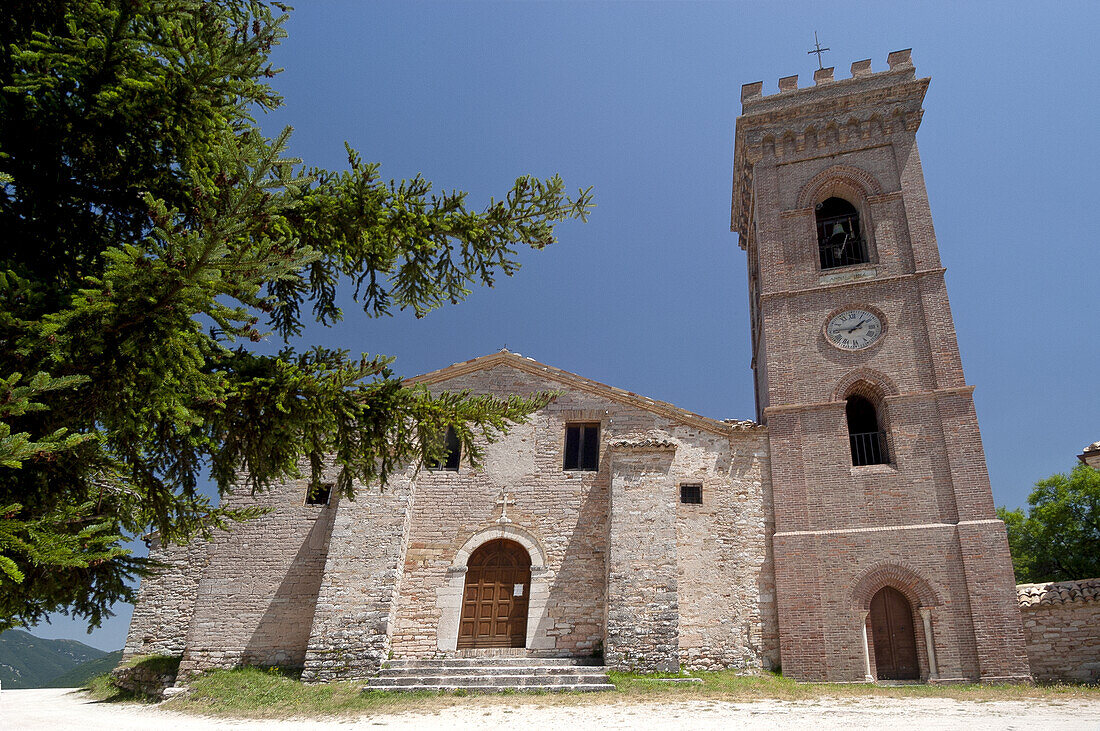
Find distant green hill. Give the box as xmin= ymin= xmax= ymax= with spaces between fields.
xmin=0 ymin=629 xmax=117 ymax=689
xmin=43 ymin=649 xmax=124 ymax=688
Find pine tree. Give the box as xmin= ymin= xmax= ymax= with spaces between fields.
xmin=0 ymin=1 xmax=591 ymax=629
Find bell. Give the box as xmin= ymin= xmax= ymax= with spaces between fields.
xmin=829 ymin=229 xmax=848 ymax=259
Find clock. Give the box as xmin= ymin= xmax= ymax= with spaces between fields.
xmin=825 ymin=308 xmax=883 ymax=351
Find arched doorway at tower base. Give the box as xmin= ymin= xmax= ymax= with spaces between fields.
xmin=869 ymin=586 xmax=920 ymax=680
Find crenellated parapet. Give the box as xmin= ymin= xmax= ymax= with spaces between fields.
xmin=740 ymin=49 xmax=915 ymax=106
xmin=731 ymin=49 xmax=930 ymax=245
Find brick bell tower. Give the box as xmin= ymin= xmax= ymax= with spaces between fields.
xmin=731 ymin=50 xmax=1031 ymax=682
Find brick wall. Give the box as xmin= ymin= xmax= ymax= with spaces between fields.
xmin=732 ymin=53 xmax=1030 ymax=682
xmin=1018 ymin=579 xmax=1100 ymax=683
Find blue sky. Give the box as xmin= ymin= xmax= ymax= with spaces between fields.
xmin=28 ymin=1 xmax=1099 ymax=651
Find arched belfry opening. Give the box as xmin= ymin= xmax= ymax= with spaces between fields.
xmin=457 ymin=538 xmax=531 ymax=649
xmin=846 ymin=395 xmax=889 ymax=466
xmin=815 ymin=196 xmax=868 ymax=269
xmin=869 ymin=586 xmax=920 ymax=680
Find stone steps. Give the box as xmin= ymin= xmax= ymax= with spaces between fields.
xmin=382 ymin=657 xmax=604 ymax=669
xmin=369 ymin=674 xmax=614 ymax=688
xmin=363 ymin=658 xmax=615 ymax=693
xmin=376 ymin=666 xmax=606 ymax=677
xmin=367 ymin=684 xmax=615 ymax=693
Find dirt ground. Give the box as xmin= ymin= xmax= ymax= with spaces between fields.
xmin=5 ymin=687 xmax=1100 ymax=730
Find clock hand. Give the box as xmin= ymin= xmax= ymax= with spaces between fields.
xmin=845 ymin=319 xmax=868 ymax=333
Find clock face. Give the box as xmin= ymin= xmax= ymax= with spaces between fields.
xmin=826 ymin=309 xmax=883 ymax=351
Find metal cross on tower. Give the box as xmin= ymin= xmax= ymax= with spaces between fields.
xmin=807 ymin=31 xmax=830 ymax=70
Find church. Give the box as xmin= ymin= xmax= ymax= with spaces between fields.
xmin=123 ymin=50 xmax=1034 ymax=685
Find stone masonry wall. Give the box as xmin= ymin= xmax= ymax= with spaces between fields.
xmin=393 ymin=359 xmax=774 ymax=673
xmin=127 ymin=355 xmax=775 ymax=678
xmin=607 ymin=444 xmax=679 ymax=672
xmin=1018 ymin=579 xmax=1100 ymax=683
xmin=111 ymin=656 xmax=182 ymax=700
xmin=392 ymin=365 xmax=614 ymax=659
xmin=177 ymin=477 xmax=337 ymax=676
xmin=676 ymin=429 xmax=779 ymax=670
xmin=300 ymin=479 xmax=414 ymax=681
xmin=123 ymin=535 xmax=209 ymax=660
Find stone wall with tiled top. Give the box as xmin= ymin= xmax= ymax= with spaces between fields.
xmin=1017 ymin=579 xmax=1100 ymax=683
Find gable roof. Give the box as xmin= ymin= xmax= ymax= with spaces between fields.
xmin=405 ymin=350 xmax=761 ymax=438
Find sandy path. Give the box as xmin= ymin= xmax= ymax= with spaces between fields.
xmin=4 ymin=688 xmax=1100 ymax=730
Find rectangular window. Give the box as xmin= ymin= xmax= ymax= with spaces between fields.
xmin=306 ymin=482 xmax=333 ymax=506
xmin=428 ymin=426 xmax=461 ymax=471
xmin=680 ymin=483 xmax=703 ymax=504
xmin=563 ymin=423 xmax=600 ymax=471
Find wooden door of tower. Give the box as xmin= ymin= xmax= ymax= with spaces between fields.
xmin=457 ymin=539 xmax=531 ymax=649
xmin=869 ymin=586 xmax=920 ymax=680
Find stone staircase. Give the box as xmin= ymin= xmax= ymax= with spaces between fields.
xmin=363 ymin=657 xmax=615 ymax=693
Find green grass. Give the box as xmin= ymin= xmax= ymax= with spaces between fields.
xmin=116 ymin=653 xmax=182 ymax=675
xmin=168 ymin=667 xmax=440 ymax=717
xmin=84 ymin=672 xmax=120 ymax=698
xmin=608 ymin=669 xmax=1099 ymax=701
xmin=79 ymin=666 xmax=1100 ymax=719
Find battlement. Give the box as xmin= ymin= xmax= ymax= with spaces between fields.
xmin=740 ymin=49 xmax=915 ymax=107
xmin=731 ymin=48 xmax=929 ymax=239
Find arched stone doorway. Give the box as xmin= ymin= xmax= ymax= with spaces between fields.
xmin=457 ymin=539 xmax=531 ymax=649
xmin=435 ymin=525 xmax=552 ymax=653
xmin=869 ymin=586 xmax=919 ymax=680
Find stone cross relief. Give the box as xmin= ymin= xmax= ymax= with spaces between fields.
xmin=496 ymin=489 xmax=515 ymax=524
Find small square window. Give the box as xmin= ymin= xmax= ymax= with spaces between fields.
xmin=680 ymin=483 xmax=702 ymax=505
xmin=306 ymin=482 xmax=333 ymax=506
xmin=428 ymin=426 xmax=461 ymax=471
xmin=563 ymin=423 xmax=599 ymax=471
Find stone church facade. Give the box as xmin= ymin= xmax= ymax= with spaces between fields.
xmin=124 ymin=51 xmax=1034 ymax=683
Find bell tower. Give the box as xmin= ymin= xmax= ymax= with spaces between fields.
xmin=732 ymin=50 xmax=1030 ymax=682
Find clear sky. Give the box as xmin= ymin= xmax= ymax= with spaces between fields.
xmin=28 ymin=0 xmax=1099 ymax=652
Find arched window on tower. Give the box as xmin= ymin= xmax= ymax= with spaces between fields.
xmin=816 ymin=197 xmax=868 ymax=269
xmin=846 ymin=395 xmax=889 ymax=466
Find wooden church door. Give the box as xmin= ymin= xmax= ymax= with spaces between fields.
xmin=457 ymin=539 xmax=531 ymax=649
xmin=869 ymin=586 xmax=920 ymax=680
